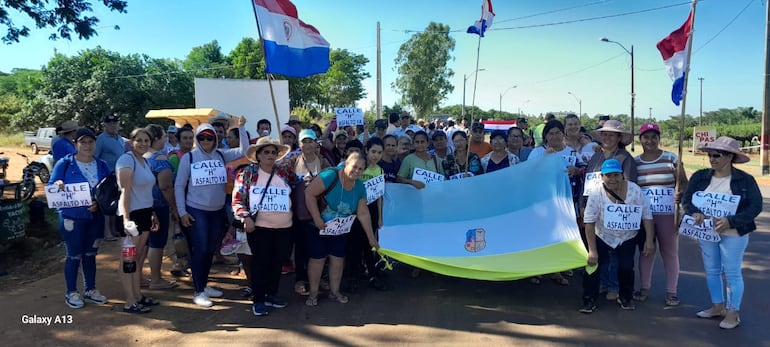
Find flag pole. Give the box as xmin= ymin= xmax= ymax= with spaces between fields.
xmin=466 ymin=34 xmax=482 ymax=175
xmin=675 ymin=0 xmax=698 ymax=222
xmin=250 ymin=0 xmax=283 ymax=136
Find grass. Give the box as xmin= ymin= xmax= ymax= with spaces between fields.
xmin=0 ymin=132 xmax=24 ymax=147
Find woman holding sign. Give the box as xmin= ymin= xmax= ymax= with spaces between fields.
xmin=49 ymin=128 xmax=111 ymax=309
xmin=580 ymin=159 xmax=654 ymax=314
xmin=304 ymin=152 xmax=380 ymax=307
xmin=397 ymin=131 xmax=445 ymax=189
xmin=681 ymin=136 xmax=762 ymax=329
xmin=633 ymin=123 xmax=688 ymax=306
xmin=232 ymin=137 xmax=297 ymax=317
xmin=174 ymin=118 xmax=249 ymax=308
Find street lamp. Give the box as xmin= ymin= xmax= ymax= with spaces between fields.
xmin=600 ymin=37 xmax=635 ymax=151
xmin=499 ymin=85 xmax=518 ymax=114
xmin=518 ymin=99 xmax=531 ymax=116
xmin=462 ymin=68 xmax=486 ymax=119
xmin=568 ymin=91 xmax=582 ymax=116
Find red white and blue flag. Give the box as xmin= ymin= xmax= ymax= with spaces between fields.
xmin=656 ymin=10 xmax=693 ymax=106
xmin=467 ymin=0 xmax=495 ymax=37
xmin=252 ymin=0 xmax=330 ymax=77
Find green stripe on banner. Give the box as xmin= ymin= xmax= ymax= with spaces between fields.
xmin=378 ymin=239 xmax=588 ymax=281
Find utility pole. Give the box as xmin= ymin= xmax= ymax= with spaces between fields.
xmin=698 ymin=77 xmax=704 ymax=126
xmin=376 ymin=21 xmax=382 ymax=119
xmin=630 ymin=44 xmax=635 ymax=152
xmin=762 ymin=0 xmax=770 ymax=175
xmin=649 ymin=107 xmax=652 ymax=120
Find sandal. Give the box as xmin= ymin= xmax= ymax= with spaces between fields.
xmin=123 ymin=303 xmax=152 ymax=314
xmin=305 ymin=296 xmax=318 ymax=306
xmin=328 ymin=293 xmax=349 ymax=304
xmin=149 ymin=279 xmax=177 ymax=290
xmin=139 ymin=296 xmax=160 ymax=306
xmin=294 ymin=282 xmax=310 ymax=296
xmin=633 ymin=289 xmax=649 ymax=302
xmin=665 ymin=294 xmax=680 ymax=306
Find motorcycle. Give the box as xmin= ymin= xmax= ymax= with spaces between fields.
xmin=17 ymin=153 xmax=44 ymax=201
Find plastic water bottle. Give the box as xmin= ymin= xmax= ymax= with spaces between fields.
xmin=122 ymin=237 xmax=137 ymax=273
xmin=173 ymin=233 xmax=188 ymax=259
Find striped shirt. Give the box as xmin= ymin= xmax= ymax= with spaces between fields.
xmin=634 ymin=151 xmax=678 ymax=188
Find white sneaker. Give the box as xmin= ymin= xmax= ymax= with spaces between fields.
xmin=65 ymin=292 xmax=84 ymax=309
xmin=193 ymin=292 xmax=213 ymax=307
xmin=83 ymin=289 xmax=108 ymax=304
xmin=204 ymin=286 xmax=223 ymax=298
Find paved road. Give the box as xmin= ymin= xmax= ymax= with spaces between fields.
xmin=2 ymin=199 xmax=769 ymax=346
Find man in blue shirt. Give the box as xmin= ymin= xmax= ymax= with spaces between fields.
xmin=94 ymin=114 xmax=125 ymax=172
xmin=52 ymin=120 xmax=78 ymax=162
xmin=94 ymin=114 xmax=125 ymax=241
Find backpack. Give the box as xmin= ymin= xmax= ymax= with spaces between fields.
xmin=94 ymin=174 xmax=120 ymax=215
xmin=95 ymin=154 xmax=137 ymax=216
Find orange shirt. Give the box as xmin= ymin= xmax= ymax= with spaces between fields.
xmin=469 ymin=141 xmax=493 ymax=157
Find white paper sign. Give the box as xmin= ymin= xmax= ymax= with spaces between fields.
xmin=364 ymin=174 xmax=385 ymax=205
xmin=449 ymin=172 xmax=475 ymax=180
xmin=679 ymin=215 xmax=721 ymax=242
xmin=249 ymin=186 xmax=290 ymax=212
xmin=191 ymin=159 xmax=227 ymax=186
xmin=335 ymin=108 xmax=364 ymax=127
xmin=584 ymin=171 xmax=602 ymax=196
xmin=642 ymin=187 xmax=675 ymax=214
xmin=603 ymin=203 xmax=643 ymax=231
xmin=562 ymin=155 xmax=577 ymax=167
xmin=412 ymin=168 xmax=445 ymax=185
xmin=319 ymin=215 xmax=357 ymax=236
xmin=46 ymin=182 xmax=92 ymax=209
xmin=691 ymin=191 xmax=740 ymax=218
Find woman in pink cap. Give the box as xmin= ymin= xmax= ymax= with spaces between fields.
xmin=681 ymin=136 xmax=762 ymax=329
xmin=633 ymin=123 xmax=688 ymax=306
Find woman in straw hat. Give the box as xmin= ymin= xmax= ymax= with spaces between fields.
xmin=681 ymin=136 xmax=762 ymax=329
xmin=52 ymin=120 xmax=79 ymax=162
xmin=582 ymin=119 xmax=638 ymax=302
xmin=232 ymin=136 xmax=298 ymax=316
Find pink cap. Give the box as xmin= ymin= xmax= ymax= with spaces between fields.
xmin=638 ymin=122 xmax=660 ymax=135
xmin=281 ymin=125 xmax=297 ymax=136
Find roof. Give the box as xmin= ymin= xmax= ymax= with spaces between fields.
xmin=144 ymin=108 xmax=234 ymax=128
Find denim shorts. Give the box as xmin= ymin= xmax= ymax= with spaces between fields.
xmin=304 ymin=221 xmax=346 ymax=258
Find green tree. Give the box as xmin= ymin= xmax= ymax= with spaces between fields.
xmin=0 ymin=0 xmax=127 ymax=43
xmin=319 ymin=49 xmax=370 ymax=108
xmin=393 ymin=22 xmax=455 ymax=118
xmin=183 ymin=40 xmax=230 ymax=78
xmin=227 ymin=37 xmax=265 ymax=79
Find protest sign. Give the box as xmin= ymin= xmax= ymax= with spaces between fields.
xmin=319 ymin=215 xmax=357 ymax=236
xmin=679 ymin=215 xmax=721 ymax=242
xmin=691 ymin=191 xmax=740 ymax=218
xmin=335 ymin=108 xmax=364 ymax=127
xmin=191 ymin=159 xmax=227 ymax=186
xmin=46 ymin=182 xmax=92 ymax=209
xmin=642 ymin=187 xmax=675 ymax=214
xmin=412 ymin=168 xmax=445 ymax=185
xmin=364 ymin=174 xmax=385 ymax=205
xmin=603 ymin=203 xmax=642 ymax=230
xmin=249 ymin=186 xmax=290 ymax=212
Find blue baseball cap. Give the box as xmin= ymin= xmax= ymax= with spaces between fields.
xmin=601 ymin=159 xmax=623 ymax=174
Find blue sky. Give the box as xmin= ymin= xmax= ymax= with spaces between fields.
xmin=0 ymin=0 xmax=764 ymax=121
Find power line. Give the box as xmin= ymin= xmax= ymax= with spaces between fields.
xmin=495 ymin=0 xmax=612 ymax=24
xmin=526 ymin=52 xmax=626 ymax=86
xmin=693 ymin=0 xmax=755 ymax=54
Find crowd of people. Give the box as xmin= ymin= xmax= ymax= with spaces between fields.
xmin=47 ymin=111 xmax=762 ymax=329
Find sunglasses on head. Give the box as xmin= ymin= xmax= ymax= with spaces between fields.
xmin=197 ymin=135 xmax=215 ymax=142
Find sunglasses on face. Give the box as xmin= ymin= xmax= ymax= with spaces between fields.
xmin=708 ymin=152 xmax=727 ymax=159
xmin=197 ymin=135 xmax=215 ymax=142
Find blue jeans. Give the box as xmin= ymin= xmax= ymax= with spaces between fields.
xmin=59 ymin=214 xmax=104 ymax=293
xmin=183 ymin=206 xmax=226 ymax=293
xmin=699 ymin=234 xmax=749 ymax=311
xmin=599 ymin=251 xmax=619 ymax=292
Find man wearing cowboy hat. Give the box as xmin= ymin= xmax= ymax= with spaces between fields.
xmin=52 ymin=120 xmax=79 ymax=162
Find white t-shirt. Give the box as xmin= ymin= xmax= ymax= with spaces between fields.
xmin=115 ymin=153 xmax=155 ymax=216
xmin=584 ymin=181 xmax=653 ymax=248
xmin=527 ymin=146 xmax=583 ymax=167
xmin=703 ymin=175 xmax=738 ymax=236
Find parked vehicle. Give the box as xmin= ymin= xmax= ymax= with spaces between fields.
xmin=17 ymin=153 xmax=44 ymax=201
xmin=36 ymin=154 xmax=53 ymax=184
xmin=23 ymin=127 xmax=56 ymax=154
